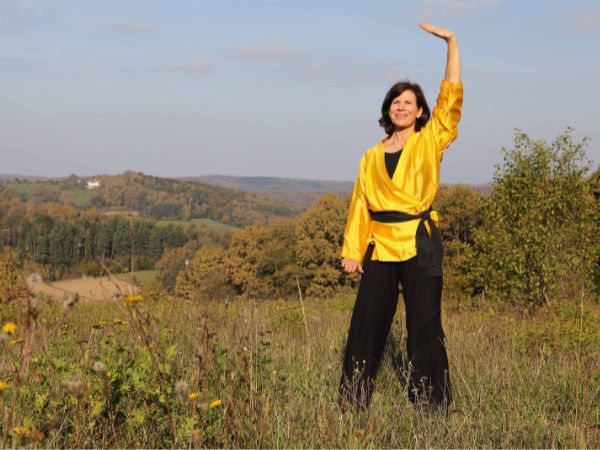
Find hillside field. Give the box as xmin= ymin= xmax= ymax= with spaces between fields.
xmin=0 ymin=292 xmax=598 ymax=448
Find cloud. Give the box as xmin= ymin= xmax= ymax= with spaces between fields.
xmin=226 ymin=44 xmax=301 ymax=61
xmin=173 ymin=59 xmax=216 ymax=73
xmin=284 ymin=51 xmax=415 ymax=85
xmin=0 ymin=55 xmax=36 ymax=68
xmin=96 ymin=20 xmax=158 ymax=34
xmin=412 ymin=0 xmax=499 ymax=20
xmin=562 ymin=8 xmax=600 ymax=36
xmin=0 ymin=0 xmax=22 ymax=18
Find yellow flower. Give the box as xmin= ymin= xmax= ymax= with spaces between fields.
xmin=12 ymin=426 xmax=30 ymax=437
xmin=124 ymin=295 xmax=143 ymax=305
xmin=121 ymin=321 xmax=129 ymax=326
xmin=188 ymin=392 xmax=200 ymax=400
xmin=105 ymin=371 xmax=112 ymax=379
xmin=10 ymin=338 xmax=24 ymax=346
xmin=209 ymin=399 xmax=222 ymax=408
xmin=0 ymin=380 xmax=9 ymax=392
xmin=98 ymin=320 xmax=107 ymax=326
xmin=2 ymin=322 xmax=17 ymax=335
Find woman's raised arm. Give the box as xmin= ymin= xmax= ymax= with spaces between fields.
xmin=419 ymin=23 xmax=461 ymax=82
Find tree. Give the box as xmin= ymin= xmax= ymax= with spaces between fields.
xmin=175 ymin=245 xmax=233 ymax=301
xmin=0 ymin=247 xmax=28 ymax=302
xmin=434 ymin=184 xmax=483 ymax=295
xmin=296 ymin=193 xmax=355 ymax=298
xmin=468 ymin=129 xmax=595 ymax=306
xmin=223 ymin=219 xmax=297 ymax=298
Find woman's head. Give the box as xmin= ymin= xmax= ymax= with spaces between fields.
xmin=379 ymin=81 xmax=430 ymax=135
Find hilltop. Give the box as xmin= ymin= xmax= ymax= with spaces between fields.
xmin=181 ymin=175 xmax=354 ymax=207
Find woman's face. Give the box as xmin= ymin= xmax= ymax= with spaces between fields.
xmin=389 ymin=90 xmax=423 ymax=131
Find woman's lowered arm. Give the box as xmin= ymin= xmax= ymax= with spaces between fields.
xmin=419 ymin=23 xmax=461 ymax=82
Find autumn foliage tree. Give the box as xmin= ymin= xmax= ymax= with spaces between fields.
xmin=222 ymin=219 xmax=298 ymax=298
xmin=468 ymin=129 xmax=595 ymax=306
xmin=296 ymin=193 xmax=356 ymax=298
xmin=434 ymin=184 xmax=483 ymax=294
xmin=0 ymin=247 xmax=28 ymax=302
xmin=175 ymin=245 xmax=233 ymax=301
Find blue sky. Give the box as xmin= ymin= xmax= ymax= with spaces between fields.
xmin=1 ymin=0 xmax=599 ymax=183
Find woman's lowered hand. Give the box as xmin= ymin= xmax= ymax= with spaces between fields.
xmin=342 ymin=257 xmax=363 ymax=274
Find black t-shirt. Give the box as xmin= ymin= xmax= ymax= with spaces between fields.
xmin=385 ymin=149 xmax=403 ymax=179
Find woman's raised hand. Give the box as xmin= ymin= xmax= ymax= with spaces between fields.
xmin=419 ymin=23 xmax=456 ymax=42
xmin=342 ymin=257 xmax=363 ymax=274
xmin=420 ymin=23 xmax=460 ymax=82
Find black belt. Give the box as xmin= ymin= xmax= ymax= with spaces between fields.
xmin=368 ymin=206 xmax=443 ymax=277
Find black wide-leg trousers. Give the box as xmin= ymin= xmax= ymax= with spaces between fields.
xmin=339 ymin=244 xmax=452 ymax=409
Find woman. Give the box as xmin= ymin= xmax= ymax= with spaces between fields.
xmin=339 ymin=23 xmax=462 ymax=410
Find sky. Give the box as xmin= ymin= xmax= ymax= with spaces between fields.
xmin=1 ymin=0 xmax=599 ymax=183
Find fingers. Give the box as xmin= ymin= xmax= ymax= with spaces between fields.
xmin=341 ymin=258 xmax=363 ymax=274
xmin=419 ymin=22 xmax=453 ymax=40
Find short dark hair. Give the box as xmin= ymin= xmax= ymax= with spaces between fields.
xmin=378 ymin=81 xmax=431 ymax=135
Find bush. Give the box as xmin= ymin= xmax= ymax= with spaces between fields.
xmin=467 ymin=129 xmax=595 ymax=306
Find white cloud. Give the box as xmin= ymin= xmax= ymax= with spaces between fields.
xmin=96 ymin=20 xmax=158 ymax=34
xmin=412 ymin=0 xmax=499 ymax=20
xmin=226 ymin=43 xmax=301 ymax=61
xmin=0 ymin=55 xmax=35 ymax=67
xmin=173 ymin=59 xmax=216 ymax=73
xmin=563 ymin=9 xmax=600 ymax=36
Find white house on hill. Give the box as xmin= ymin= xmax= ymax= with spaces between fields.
xmin=87 ymin=179 xmax=100 ymax=189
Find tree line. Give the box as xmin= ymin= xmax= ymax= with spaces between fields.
xmin=1 ymin=129 xmax=597 ymax=307
xmin=0 ymin=199 xmax=214 ymax=280
xmin=175 ymin=129 xmax=599 ymax=307
xmin=1 ymin=171 xmax=301 ymax=227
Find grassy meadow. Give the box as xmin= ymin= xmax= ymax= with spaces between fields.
xmin=1 ymin=280 xmax=599 ymax=449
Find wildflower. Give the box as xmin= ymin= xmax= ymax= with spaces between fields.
xmin=105 ymin=371 xmax=112 ymax=379
xmin=10 ymin=338 xmax=24 ymax=346
xmin=2 ymin=322 xmax=16 ymax=335
xmin=26 ymin=272 xmax=43 ymax=289
xmin=188 ymin=392 xmax=200 ymax=400
xmin=113 ymin=319 xmax=122 ymax=325
xmin=98 ymin=320 xmax=107 ymax=326
xmin=12 ymin=426 xmax=30 ymax=437
xmin=92 ymin=361 xmax=108 ymax=374
xmin=108 ymin=332 xmax=115 ymax=338
xmin=124 ymin=294 xmax=143 ymax=305
xmin=209 ymin=399 xmax=222 ymax=408
xmin=0 ymin=380 xmax=9 ymax=392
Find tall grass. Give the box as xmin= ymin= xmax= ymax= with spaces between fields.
xmin=0 ymin=289 xmax=599 ymax=448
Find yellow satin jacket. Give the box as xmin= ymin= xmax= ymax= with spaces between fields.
xmin=341 ymin=80 xmax=463 ymax=262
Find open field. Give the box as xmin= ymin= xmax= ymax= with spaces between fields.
xmin=156 ymin=217 xmax=239 ymax=231
xmin=28 ymin=271 xmax=157 ymax=302
xmin=1 ymin=292 xmax=599 ymax=448
xmin=28 ymin=274 xmax=147 ymax=302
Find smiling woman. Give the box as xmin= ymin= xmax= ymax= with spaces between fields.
xmin=339 ymin=23 xmax=463 ymax=412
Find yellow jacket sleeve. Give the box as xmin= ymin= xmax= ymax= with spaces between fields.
xmin=341 ymin=155 xmax=372 ymax=261
xmin=426 ymin=80 xmax=463 ymax=155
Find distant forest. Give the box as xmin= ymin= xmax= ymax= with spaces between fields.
xmin=1 ymin=130 xmax=599 ymax=306
xmin=0 ymin=172 xmax=298 ymax=280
